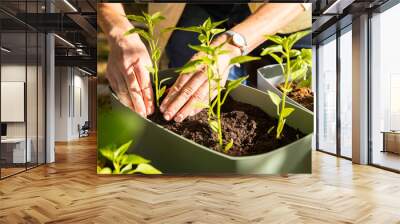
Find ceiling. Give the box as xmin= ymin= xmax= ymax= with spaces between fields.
xmin=1 ymin=0 xmax=396 ymax=74
xmin=0 ymin=0 xmax=96 ymax=74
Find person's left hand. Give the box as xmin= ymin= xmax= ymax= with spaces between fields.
xmin=159 ymin=35 xmax=241 ymax=122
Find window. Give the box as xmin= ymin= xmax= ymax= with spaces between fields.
xmin=317 ymin=36 xmax=337 ymax=154
xmin=339 ymin=27 xmax=352 ymax=158
xmin=370 ymin=2 xmax=400 ymax=171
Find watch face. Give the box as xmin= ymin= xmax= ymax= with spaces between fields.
xmin=232 ymin=34 xmax=245 ymax=47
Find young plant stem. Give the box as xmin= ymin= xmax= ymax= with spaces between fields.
xmin=175 ymin=18 xmax=259 ymax=152
xmin=148 ymin=23 xmax=161 ymax=107
xmin=214 ymin=60 xmax=223 ymax=146
xmin=277 ymin=53 xmax=291 ymax=139
xmin=125 ymin=12 xmax=166 ymax=108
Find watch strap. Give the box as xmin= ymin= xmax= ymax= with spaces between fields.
xmin=225 ymin=30 xmax=248 ymax=56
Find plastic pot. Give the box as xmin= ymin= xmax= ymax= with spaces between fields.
xmin=98 ymin=70 xmax=313 ymax=174
xmin=257 ymin=64 xmax=313 ymax=114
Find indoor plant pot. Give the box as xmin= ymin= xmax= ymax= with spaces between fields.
xmin=98 ymin=70 xmax=313 ymax=174
xmin=257 ymin=64 xmax=313 ymax=114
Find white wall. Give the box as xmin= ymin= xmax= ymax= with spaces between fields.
xmin=54 ymin=67 xmax=89 ymax=141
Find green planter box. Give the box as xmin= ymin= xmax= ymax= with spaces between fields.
xmin=257 ymin=64 xmax=313 ymax=114
xmin=98 ymin=70 xmax=313 ymax=174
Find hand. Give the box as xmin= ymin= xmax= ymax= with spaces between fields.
xmin=106 ymin=27 xmax=154 ymax=117
xmin=160 ymin=35 xmax=241 ymax=122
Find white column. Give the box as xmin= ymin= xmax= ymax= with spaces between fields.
xmin=46 ymin=32 xmax=55 ymax=163
xmin=45 ymin=0 xmax=55 ymax=163
xmin=352 ymin=14 xmax=369 ymax=164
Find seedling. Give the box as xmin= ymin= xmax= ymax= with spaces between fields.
xmin=125 ymin=12 xmax=170 ymax=107
xmin=174 ymin=18 xmax=260 ymax=152
xmin=97 ymin=140 xmax=161 ymax=174
xmin=261 ymin=30 xmax=311 ymax=139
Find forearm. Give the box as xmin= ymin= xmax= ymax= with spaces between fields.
xmin=98 ymin=3 xmax=133 ymax=42
xmin=231 ymin=3 xmax=306 ymax=53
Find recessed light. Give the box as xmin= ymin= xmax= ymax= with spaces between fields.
xmin=54 ymin=34 xmax=75 ymax=48
xmin=63 ymin=0 xmax=78 ymax=12
xmin=1 ymin=47 xmax=11 ymax=53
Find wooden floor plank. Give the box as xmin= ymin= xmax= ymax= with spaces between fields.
xmin=0 ymin=135 xmax=400 ymax=223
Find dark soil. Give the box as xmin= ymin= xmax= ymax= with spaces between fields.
xmin=149 ymin=97 xmax=304 ymax=156
xmin=278 ymin=83 xmax=314 ymax=111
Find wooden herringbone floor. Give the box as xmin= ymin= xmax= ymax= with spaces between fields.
xmin=0 ymin=135 xmax=400 ymax=224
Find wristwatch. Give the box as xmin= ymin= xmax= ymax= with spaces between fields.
xmin=225 ymin=30 xmax=248 ymax=56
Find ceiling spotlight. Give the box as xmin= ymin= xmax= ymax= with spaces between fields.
xmin=1 ymin=47 xmax=11 ymax=53
xmin=54 ymin=34 xmax=75 ymax=48
xmin=63 ymin=0 xmax=78 ymax=12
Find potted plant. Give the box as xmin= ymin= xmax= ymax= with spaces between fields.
xmin=125 ymin=11 xmax=171 ymax=107
xmin=257 ymin=31 xmax=313 ymax=113
xmin=97 ymin=140 xmax=161 ymax=175
xmin=98 ymin=17 xmax=313 ymax=174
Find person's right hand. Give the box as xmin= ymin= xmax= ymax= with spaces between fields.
xmin=106 ymin=27 xmax=154 ymax=117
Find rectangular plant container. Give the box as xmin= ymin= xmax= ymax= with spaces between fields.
xmin=257 ymin=64 xmax=313 ymax=114
xmin=98 ymin=70 xmax=313 ymax=174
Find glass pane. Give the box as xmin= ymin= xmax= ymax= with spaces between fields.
xmin=26 ymin=0 xmax=41 ymax=169
xmin=317 ymin=37 xmax=337 ymax=154
xmin=27 ymin=31 xmax=38 ymax=169
xmin=371 ymin=4 xmax=400 ymax=171
xmin=38 ymin=32 xmax=45 ymax=165
xmin=1 ymin=15 xmax=27 ymax=177
xmin=340 ymin=29 xmax=352 ymax=158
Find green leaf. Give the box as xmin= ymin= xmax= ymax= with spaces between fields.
xmin=260 ymin=45 xmax=283 ymax=56
xmin=146 ymin=65 xmax=155 ymax=74
xmin=210 ymin=28 xmax=225 ymax=35
xmin=265 ymin=35 xmax=283 ymax=44
xmin=281 ymin=107 xmax=295 ymax=118
xmin=158 ymin=85 xmax=167 ymax=99
xmin=141 ymin=11 xmax=151 ymax=21
xmin=150 ymin=11 xmax=165 ymax=23
xmin=188 ymin=44 xmax=213 ymax=55
xmin=114 ymin=140 xmax=133 ymax=160
xmin=217 ymin=50 xmax=231 ymax=55
xmin=301 ymin=48 xmax=312 ymax=66
xmin=165 ymin=26 xmax=203 ymax=34
xmin=121 ymin=164 xmax=133 ymax=174
xmin=99 ymin=146 xmax=114 ymax=162
xmin=269 ymin=52 xmax=283 ymax=64
xmin=287 ymin=30 xmax=311 ymax=49
xmin=289 ymin=49 xmax=301 ymax=58
xmin=126 ymin=15 xmax=146 ymax=23
xmin=282 ymin=37 xmax=289 ymax=51
xmin=224 ymin=139 xmax=234 ymax=153
xmin=176 ymin=59 xmax=203 ymax=74
xmin=152 ymin=47 xmax=161 ymax=61
xmin=227 ymin=76 xmax=248 ymax=91
xmin=192 ymin=101 xmax=209 ymax=109
xmin=229 ymin=56 xmax=260 ymax=65
xmin=291 ymin=66 xmax=308 ymax=81
xmin=98 ymin=167 xmax=112 ymax=174
xmin=121 ymin=154 xmax=150 ymax=165
xmin=268 ymin=91 xmax=281 ymax=107
xmin=129 ymin=163 xmax=162 ymax=174
xmin=203 ymin=17 xmax=212 ymax=30
xmin=124 ymin=28 xmax=151 ymax=42
xmin=209 ymin=120 xmax=219 ymax=133
xmin=160 ymin=77 xmax=173 ymax=86
xmin=297 ymin=77 xmax=311 ymax=88
xmin=211 ymin=19 xmax=228 ymax=29
xmin=198 ymin=33 xmax=207 ymax=43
